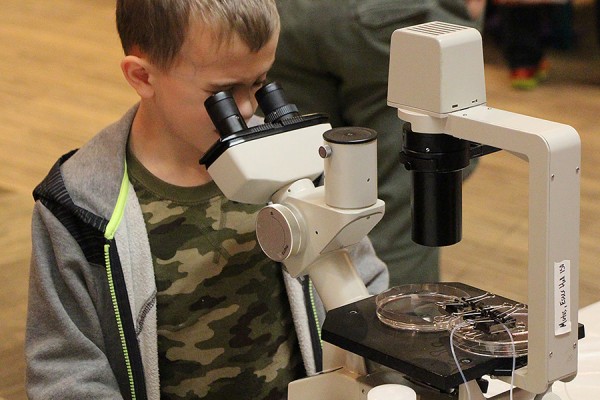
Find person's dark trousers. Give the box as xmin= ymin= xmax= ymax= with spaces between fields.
xmin=501 ymin=5 xmax=544 ymax=69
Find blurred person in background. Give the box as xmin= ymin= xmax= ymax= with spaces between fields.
xmin=491 ymin=0 xmax=573 ymax=89
xmin=269 ymin=0 xmax=486 ymax=287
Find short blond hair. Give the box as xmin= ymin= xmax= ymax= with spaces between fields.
xmin=116 ymin=0 xmax=280 ymax=70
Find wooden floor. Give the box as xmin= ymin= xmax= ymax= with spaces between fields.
xmin=1 ymin=1 xmax=599 ymax=399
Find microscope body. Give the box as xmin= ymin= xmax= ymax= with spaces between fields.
xmin=201 ymin=89 xmax=384 ymax=310
xmin=201 ymin=84 xmax=385 ymax=382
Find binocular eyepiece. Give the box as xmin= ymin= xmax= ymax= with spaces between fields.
xmin=255 ymin=82 xmax=300 ymax=123
xmin=204 ymin=82 xmax=299 ymax=138
xmin=204 ymin=91 xmax=248 ymax=137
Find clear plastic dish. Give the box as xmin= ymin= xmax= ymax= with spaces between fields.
xmin=451 ymin=310 xmax=528 ymax=358
xmin=375 ymin=283 xmax=470 ymax=332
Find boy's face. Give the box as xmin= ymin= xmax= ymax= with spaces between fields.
xmin=146 ymin=20 xmax=279 ymax=161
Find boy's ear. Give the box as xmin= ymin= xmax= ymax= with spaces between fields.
xmin=120 ymin=55 xmax=155 ymax=98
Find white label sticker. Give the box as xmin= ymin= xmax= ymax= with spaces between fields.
xmin=554 ymin=260 xmax=571 ymax=336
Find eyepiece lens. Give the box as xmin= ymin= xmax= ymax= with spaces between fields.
xmin=255 ymin=82 xmax=299 ymax=123
xmin=204 ymin=91 xmax=248 ymax=137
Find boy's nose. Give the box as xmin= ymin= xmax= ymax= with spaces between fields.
xmin=235 ymin=91 xmax=257 ymax=121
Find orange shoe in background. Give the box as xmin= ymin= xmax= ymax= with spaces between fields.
xmin=510 ymin=59 xmax=550 ymax=90
xmin=535 ymin=58 xmax=550 ymax=82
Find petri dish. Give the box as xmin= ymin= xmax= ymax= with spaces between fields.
xmin=376 ymin=283 xmax=470 ymax=332
xmin=450 ymin=308 xmax=529 ymax=358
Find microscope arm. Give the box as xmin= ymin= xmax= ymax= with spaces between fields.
xmin=398 ymin=104 xmax=581 ymax=394
xmin=450 ymin=107 xmax=580 ymax=394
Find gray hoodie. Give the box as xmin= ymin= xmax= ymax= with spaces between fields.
xmin=26 ymin=105 xmax=388 ymax=399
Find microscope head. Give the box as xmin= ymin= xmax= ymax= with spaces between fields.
xmin=200 ymin=82 xmax=331 ymax=204
xmin=387 ymin=21 xmax=486 ymax=118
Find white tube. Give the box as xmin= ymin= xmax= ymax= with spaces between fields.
xmin=367 ymin=384 xmax=417 ymax=400
xmin=322 ymin=127 xmax=378 ymax=209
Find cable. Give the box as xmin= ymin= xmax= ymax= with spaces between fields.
xmin=449 ymin=319 xmax=518 ymax=400
xmin=498 ymin=320 xmax=517 ymax=400
xmin=450 ymin=320 xmax=474 ymax=400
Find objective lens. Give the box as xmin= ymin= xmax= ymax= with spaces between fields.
xmin=255 ymin=82 xmax=299 ymax=123
xmin=412 ymin=170 xmax=462 ymax=246
xmin=402 ymin=128 xmax=470 ymax=247
xmin=204 ymin=91 xmax=248 ymax=137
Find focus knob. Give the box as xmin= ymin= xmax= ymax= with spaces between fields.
xmin=256 ymin=204 xmax=302 ymax=262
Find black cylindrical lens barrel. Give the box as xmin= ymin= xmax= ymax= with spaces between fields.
xmin=401 ymin=128 xmax=470 ymax=247
xmin=255 ymin=82 xmax=299 ymax=123
xmin=412 ymin=170 xmax=462 ymax=246
xmin=204 ymin=91 xmax=248 ymax=137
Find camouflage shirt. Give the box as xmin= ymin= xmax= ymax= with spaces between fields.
xmin=127 ymin=150 xmax=305 ymax=400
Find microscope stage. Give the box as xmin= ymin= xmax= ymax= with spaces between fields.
xmin=322 ymin=282 xmax=527 ymax=392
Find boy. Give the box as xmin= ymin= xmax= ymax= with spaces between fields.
xmin=25 ymin=1 xmax=387 ymax=399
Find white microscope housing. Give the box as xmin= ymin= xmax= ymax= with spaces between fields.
xmin=388 ymin=21 xmax=486 ymax=117
xmin=200 ymin=84 xmax=385 ymax=307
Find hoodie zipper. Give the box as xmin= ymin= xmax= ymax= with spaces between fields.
xmin=104 ymin=163 xmax=138 ymax=399
xmin=104 ymin=242 xmax=137 ymax=399
xmin=304 ymin=278 xmax=323 ymax=372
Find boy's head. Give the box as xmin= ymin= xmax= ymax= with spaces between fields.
xmin=116 ymin=0 xmax=280 ymax=71
xmin=118 ymin=0 xmax=281 ymax=183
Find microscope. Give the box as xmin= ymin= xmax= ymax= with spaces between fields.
xmin=200 ymin=21 xmax=581 ymax=400
xmin=201 ymin=81 xmax=386 ymax=387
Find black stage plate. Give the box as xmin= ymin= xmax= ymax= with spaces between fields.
xmin=322 ymin=282 xmax=527 ymax=391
